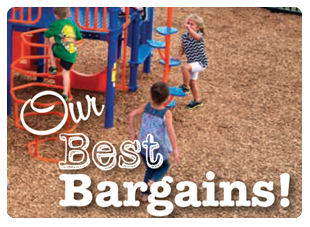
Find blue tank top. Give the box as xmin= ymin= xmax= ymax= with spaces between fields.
xmin=138 ymin=103 xmax=172 ymax=161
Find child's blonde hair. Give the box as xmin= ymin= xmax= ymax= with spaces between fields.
xmin=53 ymin=7 xmax=70 ymax=19
xmin=186 ymin=14 xmax=206 ymax=36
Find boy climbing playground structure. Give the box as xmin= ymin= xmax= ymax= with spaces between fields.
xmin=7 ymin=7 xmax=182 ymax=163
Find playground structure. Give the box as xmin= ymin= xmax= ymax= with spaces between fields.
xmin=264 ymin=7 xmax=302 ymax=15
xmin=7 ymin=7 xmax=183 ymax=163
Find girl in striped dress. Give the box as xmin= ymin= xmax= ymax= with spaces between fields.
xmin=173 ymin=14 xmax=208 ymax=110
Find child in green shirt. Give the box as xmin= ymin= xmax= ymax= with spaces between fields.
xmin=45 ymin=7 xmax=83 ymax=102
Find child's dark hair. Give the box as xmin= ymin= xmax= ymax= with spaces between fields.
xmin=151 ymin=82 xmax=170 ymax=105
xmin=54 ymin=7 xmax=70 ymax=19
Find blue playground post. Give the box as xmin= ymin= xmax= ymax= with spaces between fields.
xmin=129 ymin=12 xmax=141 ymax=91
xmin=7 ymin=22 xmax=12 ymax=115
xmin=36 ymin=31 xmax=45 ymax=82
xmin=143 ymin=7 xmax=154 ymax=74
xmin=117 ymin=34 xmax=122 ymax=59
xmin=105 ymin=7 xmax=120 ymax=128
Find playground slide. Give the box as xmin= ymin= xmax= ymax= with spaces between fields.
xmin=54 ymin=68 xmax=108 ymax=93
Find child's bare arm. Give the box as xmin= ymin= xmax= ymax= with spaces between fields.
xmin=165 ymin=110 xmax=179 ymax=163
xmin=128 ymin=103 xmax=147 ymax=141
xmin=184 ymin=21 xmax=202 ymax=41
xmin=187 ymin=27 xmax=202 ymax=41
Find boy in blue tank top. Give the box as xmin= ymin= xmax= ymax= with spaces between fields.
xmin=129 ymin=82 xmax=180 ymax=202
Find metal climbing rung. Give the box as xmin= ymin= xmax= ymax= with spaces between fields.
xmin=74 ymin=7 xmax=109 ymax=32
xmin=8 ymin=7 xmax=42 ymax=25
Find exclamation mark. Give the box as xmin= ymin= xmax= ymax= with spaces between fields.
xmin=280 ymin=173 xmax=290 ymax=207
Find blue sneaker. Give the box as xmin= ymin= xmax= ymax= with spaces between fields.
xmin=178 ymin=84 xmax=190 ymax=94
xmin=187 ymin=100 xmax=203 ymax=110
xmin=48 ymin=66 xmax=58 ymax=75
xmin=62 ymin=94 xmax=69 ymax=103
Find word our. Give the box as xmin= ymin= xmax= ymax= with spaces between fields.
xmin=59 ymin=172 xmax=291 ymax=217
xmin=59 ymin=133 xmax=163 ymax=170
xmin=20 ymin=91 xmax=104 ymax=136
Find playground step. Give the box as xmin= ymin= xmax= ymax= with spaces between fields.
xmin=129 ymin=44 xmax=153 ymax=65
xmin=146 ymin=40 xmax=165 ymax=49
xmin=169 ymin=87 xmax=187 ymax=97
xmin=159 ymin=58 xmax=181 ymax=67
xmin=156 ymin=26 xmax=178 ymax=36
xmin=166 ymin=100 xmax=176 ymax=109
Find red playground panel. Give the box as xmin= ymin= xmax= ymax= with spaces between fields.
xmin=54 ymin=67 xmax=107 ymax=92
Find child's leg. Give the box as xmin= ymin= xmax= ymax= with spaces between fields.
xmin=141 ymin=166 xmax=154 ymax=202
xmin=149 ymin=160 xmax=170 ymax=182
xmin=181 ymin=64 xmax=191 ymax=87
xmin=140 ymin=160 xmax=170 ymax=202
xmin=190 ymin=79 xmax=201 ymax=102
xmin=140 ymin=154 xmax=155 ymax=202
xmin=62 ymin=69 xmax=70 ymax=96
xmin=48 ymin=44 xmax=57 ymax=68
xmin=186 ymin=62 xmax=205 ymax=109
xmin=59 ymin=60 xmax=73 ymax=97
xmin=189 ymin=62 xmax=205 ymax=101
xmin=141 ymin=155 xmax=155 ymax=184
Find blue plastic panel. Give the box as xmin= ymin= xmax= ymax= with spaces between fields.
xmin=166 ymin=100 xmax=176 ymax=109
xmin=128 ymin=44 xmax=153 ymax=65
xmin=169 ymin=87 xmax=187 ymax=97
xmin=156 ymin=26 xmax=178 ymax=36
xmin=159 ymin=58 xmax=180 ymax=67
xmin=137 ymin=44 xmax=153 ymax=64
xmin=146 ymin=40 xmax=165 ymax=49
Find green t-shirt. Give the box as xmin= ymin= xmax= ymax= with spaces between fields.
xmin=45 ymin=19 xmax=83 ymax=63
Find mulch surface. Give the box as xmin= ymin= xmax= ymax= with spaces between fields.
xmin=7 ymin=7 xmax=301 ymax=218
